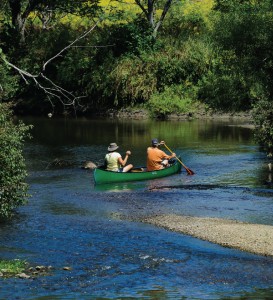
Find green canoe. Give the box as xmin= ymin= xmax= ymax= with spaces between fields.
xmin=93 ymin=158 xmax=182 ymax=185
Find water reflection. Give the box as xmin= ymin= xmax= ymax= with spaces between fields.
xmin=94 ymin=181 xmax=146 ymax=192
xmin=23 ymin=116 xmax=253 ymax=147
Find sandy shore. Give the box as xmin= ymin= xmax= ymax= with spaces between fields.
xmin=141 ymin=215 xmax=273 ymax=257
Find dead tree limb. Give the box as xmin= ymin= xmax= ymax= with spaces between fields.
xmin=0 ymin=20 xmax=100 ymax=115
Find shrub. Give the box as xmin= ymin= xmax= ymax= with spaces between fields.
xmin=0 ymin=60 xmax=19 ymax=101
xmin=147 ymin=84 xmax=198 ymax=118
xmin=252 ymin=99 xmax=273 ymax=155
xmin=0 ymin=103 xmax=31 ymax=219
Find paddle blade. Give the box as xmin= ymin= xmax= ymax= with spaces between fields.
xmin=164 ymin=143 xmax=195 ymax=175
xmin=185 ymin=167 xmax=195 ymax=175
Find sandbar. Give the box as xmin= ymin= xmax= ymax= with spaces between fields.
xmin=141 ymin=215 xmax=273 ymax=256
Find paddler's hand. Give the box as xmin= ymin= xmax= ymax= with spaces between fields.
xmin=126 ymin=151 xmax=131 ymax=155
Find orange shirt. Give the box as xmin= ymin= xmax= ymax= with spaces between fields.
xmin=147 ymin=147 xmax=171 ymax=171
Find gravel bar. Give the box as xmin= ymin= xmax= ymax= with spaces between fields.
xmin=141 ymin=215 xmax=273 ymax=256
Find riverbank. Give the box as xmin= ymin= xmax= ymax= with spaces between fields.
xmin=96 ymin=107 xmax=253 ymax=121
xmin=140 ymin=215 xmax=273 ymax=257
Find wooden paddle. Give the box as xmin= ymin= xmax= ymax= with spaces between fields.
xmin=164 ymin=143 xmax=195 ymax=175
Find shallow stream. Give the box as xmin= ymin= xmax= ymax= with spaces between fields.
xmin=0 ymin=117 xmax=273 ymax=299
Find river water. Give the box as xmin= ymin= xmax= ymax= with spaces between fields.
xmin=0 ymin=117 xmax=273 ymax=299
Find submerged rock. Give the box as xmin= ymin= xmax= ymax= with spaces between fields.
xmin=17 ymin=273 xmax=31 ymax=279
xmin=81 ymin=161 xmax=97 ymax=169
xmin=46 ymin=158 xmax=74 ymax=169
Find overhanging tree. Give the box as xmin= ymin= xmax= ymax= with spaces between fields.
xmin=0 ymin=0 xmax=103 ymax=113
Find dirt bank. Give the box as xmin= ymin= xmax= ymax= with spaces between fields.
xmin=141 ymin=215 xmax=273 ymax=257
xmin=101 ymin=108 xmax=253 ymax=121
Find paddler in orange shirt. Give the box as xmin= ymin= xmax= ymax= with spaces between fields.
xmin=146 ymin=138 xmax=176 ymax=171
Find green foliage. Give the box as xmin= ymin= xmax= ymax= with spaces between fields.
xmin=109 ymin=53 xmax=158 ymax=106
xmin=0 ymin=0 xmax=215 ymax=114
xmin=199 ymin=0 xmax=273 ymax=113
xmin=105 ymin=20 xmax=157 ymax=56
xmin=213 ymin=0 xmax=261 ymax=12
xmin=51 ymin=21 xmax=160 ymax=110
xmin=109 ymin=37 xmax=212 ymax=107
xmin=198 ymin=49 xmax=250 ymax=111
xmin=0 ymin=103 xmax=31 ymax=219
xmin=157 ymin=38 xmax=213 ymax=89
xmin=0 ymin=259 xmax=27 ymax=276
xmin=252 ymin=99 xmax=273 ymax=154
xmin=164 ymin=0 xmax=214 ymax=41
xmin=0 ymin=60 xmax=19 ymax=100
xmin=147 ymin=84 xmax=198 ymax=118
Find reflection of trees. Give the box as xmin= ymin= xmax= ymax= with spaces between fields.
xmin=197 ymin=122 xmax=253 ymax=144
xmin=25 ymin=117 xmax=155 ymax=146
xmin=23 ymin=117 xmax=254 ymax=156
xmin=23 ymin=117 xmax=261 ymax=176
xmin=24 ymin=117 xmax=255 ymax=149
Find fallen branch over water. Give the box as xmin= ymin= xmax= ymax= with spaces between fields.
xmin=141 ymin=215 xmax=273 ymax=256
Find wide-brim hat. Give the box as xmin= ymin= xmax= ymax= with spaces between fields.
xmin=151 ymin=138 xmax=159 ymax=146
xmin=108 ymin=142 xmax=119 ymax=151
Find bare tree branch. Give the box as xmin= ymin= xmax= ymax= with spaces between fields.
xmin=42 ymin=20 xmax=99 ymax=71
xmin=0 ymin=20 xmax=100 ymax=115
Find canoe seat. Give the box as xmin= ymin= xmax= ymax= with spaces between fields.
xmin=130 ymin=167 xmax=146 ymax=173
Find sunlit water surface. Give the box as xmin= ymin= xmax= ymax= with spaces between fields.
xmin=0 ymin=117 xmax=273 ymax=299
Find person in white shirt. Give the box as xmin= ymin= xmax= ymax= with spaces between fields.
xmin=105 ymin=143 xmax=133 ymax=172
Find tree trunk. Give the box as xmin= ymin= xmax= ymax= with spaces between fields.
xmin=152 ymin=0 xmax=173 ymax=38
xmin=147 ymin=0 xmax=154 ymax=27
xmin=134 ymin=0 xmax=173 ymax=38
xmin=8 ymin=0 xmax=26 ymax=44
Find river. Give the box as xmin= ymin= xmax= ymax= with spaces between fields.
xmin=0 ymin=116 xmax=273 ymax=299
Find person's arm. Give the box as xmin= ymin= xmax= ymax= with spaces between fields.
xmin=160 ymin=141 xmax=176 ymax=159
xmin=169 ymin=152 xmax=176 ymax=159
xmin=164 ymin=151 xmax=176 ymax=160
xmin=118 ymin=150 xmax=131 ymax=166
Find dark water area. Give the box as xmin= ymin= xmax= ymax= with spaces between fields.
xmin=1 ymin=117 xmax=273 ymax=299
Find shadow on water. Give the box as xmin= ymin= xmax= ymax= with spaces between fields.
xmin=1 ymin=117 xmax=273 ymax=299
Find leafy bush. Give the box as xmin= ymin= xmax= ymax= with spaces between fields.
xmin=147 ymin=84 xmax=198 ymax=118
xmin=0 ymin=59 xmax=19 ymax=100
xmin=164 ymin=0 xmax=214 ymax=40
xmin=198 ymin=50 xmax=250 ymax=111
xmin=104 ymin=20 xmax=157 ymax=56
xmin=109 ymin=37 xmax=212 ymax=108
xmin=252 ymin=99 xmax=273 ymax=154
xmin=109 ymin=53 xmax=158 ymax=106
xmin=0 ymin=103 xmax=31 ymax=219
xmin=200 ymin=0 xmax=273 ymax=112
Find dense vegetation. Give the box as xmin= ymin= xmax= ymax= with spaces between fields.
xmin=0 ymin=103 xmax=31 ymax=219
xmin=1 ymin=0 xmax=273 ymax=217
